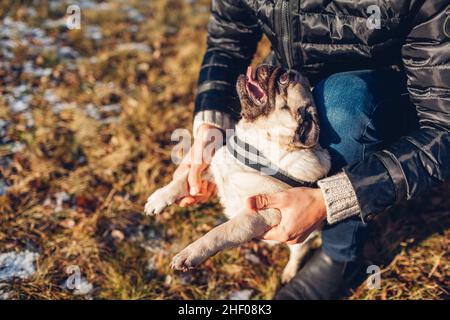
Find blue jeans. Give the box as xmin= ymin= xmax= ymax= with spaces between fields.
xmin=313 ymin=70 xmax=413 ymax=262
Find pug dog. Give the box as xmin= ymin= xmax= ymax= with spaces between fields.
xmin=144 ymin=65 xmax=331 ymax=283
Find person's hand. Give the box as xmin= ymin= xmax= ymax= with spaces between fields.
xmin=246 ymin=187 xmax=327 ymax=244
xmin=174 ymin=124 xmax=223 ymax=207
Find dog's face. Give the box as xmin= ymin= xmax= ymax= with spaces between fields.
xmin=237 ymin=65 xmax=319 ymax=149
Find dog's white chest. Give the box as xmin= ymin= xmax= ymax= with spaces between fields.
xmin=209 ymin=143 xmax=330 ymax=220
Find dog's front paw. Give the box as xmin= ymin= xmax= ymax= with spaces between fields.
xmin=170 ymin=247 xmax=204 ymax=272
xmin=144 ymin=188 xmax=176 ymax=216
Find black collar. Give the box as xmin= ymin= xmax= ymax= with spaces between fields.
xmin=226 ymin=135 xmax=317 ymax=188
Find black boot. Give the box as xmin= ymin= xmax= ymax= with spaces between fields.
xmin=275 ymin=249 xmax=367 ymax=300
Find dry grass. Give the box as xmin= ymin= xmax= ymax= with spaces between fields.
xmin=0 ymin=0 xmax=448 ymax=300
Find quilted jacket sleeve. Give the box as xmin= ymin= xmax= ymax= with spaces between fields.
xmin=344 ymin=2 xmax=450 ymax=221
xmin=194 ymin=0 xmax=262 ymax=121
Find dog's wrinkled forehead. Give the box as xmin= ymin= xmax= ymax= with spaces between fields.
xmin=237 ymin=65 xmax=312 ymax=121
xmin=254 ymin=64 xmax=281 ymax=85
xmin=277 ymin=70 xmax=313 ymax=107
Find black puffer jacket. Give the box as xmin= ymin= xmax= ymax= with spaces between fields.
xmin=194 ymin=0 xmax=450 ymax=220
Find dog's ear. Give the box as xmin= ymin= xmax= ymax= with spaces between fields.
xmin=300 ymin=75 xmax=311 ymax=92
xmin=295 ymin=107 xmax=320 ymax=148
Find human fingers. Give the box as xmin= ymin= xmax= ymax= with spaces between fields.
xmin=246 ymin=191 xmax=286 ymax=211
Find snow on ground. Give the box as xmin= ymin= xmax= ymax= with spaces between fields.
xmin=0 ymin=3 xmax=154 ymax=297
xmin=0 ymin=251 xmax=39 ymax=281
xmin=244 ymin=253 xmax=261 ymax=265
xmin=116 ymin=42 xmax=151 ymax=53
xmin=0 ymin=181 xmax=8 ymax=196
xmin=0 ymin=5 xmax=146 ymax=196
xmin=228 ymin=289 xmax=253 ymax=300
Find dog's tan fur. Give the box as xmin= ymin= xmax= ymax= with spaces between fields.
xmin=145 ymin=65 xmax=330 ymax=283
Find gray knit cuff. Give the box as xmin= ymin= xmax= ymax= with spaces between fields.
xmin=193 ymin=110 xmax=236 ymax=138
xmin=317 ymin=172 xmax=361 ymax=224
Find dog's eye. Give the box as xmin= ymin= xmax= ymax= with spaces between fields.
xmin=279 ymin=73 xmax=289 ymax=85
xmin=281 ymin=105 xmax=290 ymax=111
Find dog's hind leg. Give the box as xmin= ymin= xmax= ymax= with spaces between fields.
xmin=281 ymin=232 xmax=319 ymax=283
xmin=171 ymin=209 xmax=280 ymax=271
xmin=281 ymin=243 xmax=309 ymax=283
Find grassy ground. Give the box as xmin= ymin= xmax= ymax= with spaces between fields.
xmin=0 ymin=0 xmax=448 ymax=300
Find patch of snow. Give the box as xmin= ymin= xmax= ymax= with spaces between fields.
xmin=0 ymin=40 xmax=19 ymax=60
xmin=164 ymin=275 xmax=172 ymax=286
xmin=125 ymin=6 xmax=145 ymax=23
xmin=5 ymin=84 xmax=34 ymax=113
xmin=43 ymin=197 xmax=52 ymax=207
xmin=44 ymin=89 xmax=59 ymax=104
xmin=23 ymin=61 xmax=52 ymax=77
xmin=58 ymin=46 xmax=80 ymax=60
xmin=1 ymin=18 xmax=52 ymax=55
xmin=116 ymin=42 xmax=151 ymax=53
xmin=94 ymin=81 xmax=116 ymax=90
xmin=95 ymin=2 xmax=115 ymax=11
xmin=54 ymin=191 xmax=70 ymax=213
xmin=10 ymin=141 xmax=26 ymax=153
xmin=29 ymin=27 xmax=45 ymax=38
xmin=88 ymin=56 xmax=98 ymax=64
xmin=84 ymin=103 xmax=121 ymax=123
xmin=77 ymin=0 xmax=98 ymax=9
xmin=0 ymin=251 xmax=39 ymax=281
xmin=100 ymin=103 xmax=121 ymax=113
xmin=244 ymin=253 xmax=261 ymax=265
xmin=26 ymin=8 xmax=38 ymax=17
xmin=36 ymin=36 xmax=54 ymax=47
xmin=229 ymin=289 xmax=253 ymax=300
xmin=11 ymin=84 xmax=28 ymax=96
xmin=140 ymin=228 xmax=164 ymax=254
xmin=43 ymin=192 xmax=71 ymax=212
xmin=49 ymin=0 xmax=62 ymax=11
xmin=2 ymin=17 xmax=28 ymax=36
xmin=128 ymin=25 xmax=139 ymax=34
xmin=145 ymin=257 xmax=157 ymax=272
xmin=52 ymin=102 xmax=77 ymax=114
xmin=100 ymin=117 xmax=120 ymax=124
xmin=23 ymin=111 xmax=35 ymax=128
xmin=0 ymin=290 xmax=10 ymax=300
xmin=85 ymin=25 xmax=103 ymax=41
xmin=85 ymin=103 xmax=101 ymax=120
xmin=0 ymin=119 xmax=8 ymax=141
xmin=0 ymin=180 xmax=8 ymax=196
xmin=43 ymin=18 xmax=66 ymax=29
xmin=0 ymin=156 xmax=13 ymax=170
xmin=5 ymin=94 xmax=32 ymax=113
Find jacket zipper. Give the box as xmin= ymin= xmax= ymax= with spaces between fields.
xmin=280 ymin=0 xmax=294 ymax=68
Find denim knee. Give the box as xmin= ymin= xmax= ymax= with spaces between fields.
xmin=313 ymin=70 xmax=400 ymax=173
xmin=313 ymin=70 xmax=404 ymax=262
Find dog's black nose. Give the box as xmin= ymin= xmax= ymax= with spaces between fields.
xmin=297 ymin=106 xmax=306 ymax=120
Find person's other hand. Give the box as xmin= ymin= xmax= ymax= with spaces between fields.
xmin=246 ymin=188 xmax=327 ymax=244
xmin=174 ymin=124 xmax=223 ymax=207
